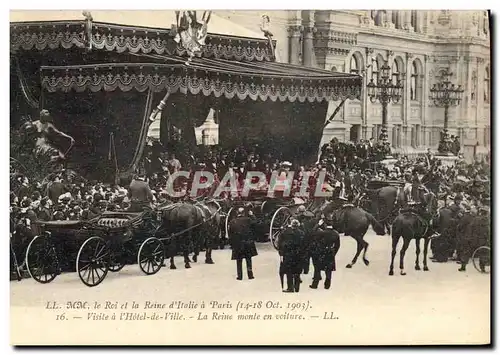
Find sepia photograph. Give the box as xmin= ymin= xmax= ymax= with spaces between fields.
xmin=8 ymin=8 xmax=491 ymax=346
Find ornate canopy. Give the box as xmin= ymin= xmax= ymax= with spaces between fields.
xmin=40 ymin=57 xmax=361 ymax=103
xmin=11 ymin=18 xmax=362 ymax=103
xmin=10 ymin=20 xmax=275 ymax=62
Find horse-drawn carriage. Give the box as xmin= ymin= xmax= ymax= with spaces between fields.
xmin=223 ymin=189 xmax=310 ymax=248
xmin=24 ymin=199 xmax=222 ymax=287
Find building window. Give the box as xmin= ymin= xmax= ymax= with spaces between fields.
xmin=350 ymin=56 xmax=359 ymax=74
xmin=411 ymin=11 xmax=417 ymax=31
xmin=331 ymin=66 xmax=338 ymax=72
xmin=484 ymin=66 xmax=490 ymax=103
xmin=371 ymin=59 xmax=379 ymax=81
xmin=410 ymin=61 xmax=418 ymax=101
xmin=392 ymin=60 xmax=400 ymax=85
xmin=471 ymin=72 xmax=477 ymax=102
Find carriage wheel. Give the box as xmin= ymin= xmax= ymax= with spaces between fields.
xmin=26 ymin=235 xmax=59 ymax=284
xmin=76 ymin=237 xmax=109 ymax=287
xmin=108 ymin=248 xmax=126 ymax=273
xmin=269 ymin=207 xmax=292 ymax=250
xmin=471 ymin=246 xmax=490 ymax=274
xmin=225 ymin=207 xmax=236 ymax=239
xmin=138 ymin=237 xmax=165 ymax=275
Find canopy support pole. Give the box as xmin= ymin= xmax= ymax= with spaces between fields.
xmin=323 ymin=98 xmax=347 ymax=130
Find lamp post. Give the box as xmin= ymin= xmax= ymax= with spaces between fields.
xmin=429 ymin=68 xmax=464 ymax=155
xmin=366 ymin=59 xmax=404 ymax=158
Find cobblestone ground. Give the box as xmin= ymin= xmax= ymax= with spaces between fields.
xmin=10 ymin=230 xmax=490 ymax=345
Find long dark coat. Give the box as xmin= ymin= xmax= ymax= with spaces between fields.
xmin=229 ymin=216 xmax=258 ymax=260
xmin=308 ymin=228 xmax=340 ymax=271
xmin=278 ymin=227 xmax=305 ymax=274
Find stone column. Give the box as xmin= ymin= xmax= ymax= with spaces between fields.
xmin=303 ymin=26 xmax=315 ymax=67
xmin=288 ymin=25 xmax=303 ymax=65
xmin=403 ymin=10 xmax=414 ymax=31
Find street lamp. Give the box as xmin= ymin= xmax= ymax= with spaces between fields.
xmin=366 ymin=59 xmax=404 ymax=155
xmin=429 ymin=68 xmax=464 ymax=155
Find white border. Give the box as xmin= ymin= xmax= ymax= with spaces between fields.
xmin=2 ymin=1 xmax=497 ymax=353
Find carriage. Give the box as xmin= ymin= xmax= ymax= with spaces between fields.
xmin=25 ymin=220 xmax=92 ymax=284
xmin=24 ymin=200 xmax=222 ymax=287
xmin=223 ymin=187 xmax=314 ymax=249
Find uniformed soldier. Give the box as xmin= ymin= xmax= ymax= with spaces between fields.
xmin=228 ymin=207 xmax=258 ymax=280
xmin=278 ymin=218 xmax=305 ymax=293
xmin=308 ymin=218 xmax=340 ymax=290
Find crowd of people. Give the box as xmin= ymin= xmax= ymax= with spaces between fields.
xmin=10 ymin=134 xmax=490 ymax=285
xmin=10 ymin=136 xmax=490 ymax=228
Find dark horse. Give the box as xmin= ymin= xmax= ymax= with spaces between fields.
xmin=319 ymin=201 xmax=386 ymax=268
xmin=389 ymin=191 xmax=438 ymax=276
xmin=159 ymin=199 xmax=221 ymax=269
xmin=358 ymin=184 xmax=404 ymax=235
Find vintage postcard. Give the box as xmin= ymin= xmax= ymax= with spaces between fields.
xmin=9 ymin=9 xmax=491 ymax=346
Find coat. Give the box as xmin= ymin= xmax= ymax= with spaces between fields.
xmin=229 ymin=216 xmax=258 ymax=260
xmin=278 ymin=227 xmax=305 ymax=274
xmin=308 ymin=227 xmax=339 ymax=271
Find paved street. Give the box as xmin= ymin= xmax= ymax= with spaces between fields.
xmin=11 ymin=230 xmax=490 ymax=345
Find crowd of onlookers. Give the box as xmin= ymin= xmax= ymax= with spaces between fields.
xmin=10 ymin=136 xmax=490 ymax=235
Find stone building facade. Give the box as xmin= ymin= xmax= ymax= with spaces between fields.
xmin=217 ymin=10 xmax=491 ymax=158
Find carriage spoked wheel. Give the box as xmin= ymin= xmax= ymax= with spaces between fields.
xmin=108 ymin=246 xmax=126 ymax=273
xmin=269 ymin=207 xmax=292 ymax=250
xmin=25 ymin=234 xmax=60 ymax=284
xmin=76 ymin=236 xmax=110 ymax=287
xmin=138 ymin=237 xmax=165 ymax=275
xmin=471 ymin=246 xmax=491 ymax=274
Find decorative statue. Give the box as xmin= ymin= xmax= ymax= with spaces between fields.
xmin=20 ymin=109 xmax=75 ymax=163
xmin=259 ymin=14 xmax=275 ymax=58
xmin=172 ymin=11 xmax=211 ymax=65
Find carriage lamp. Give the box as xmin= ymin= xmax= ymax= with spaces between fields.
xmin=366 ymin=60 xmax=404 ymax=146
xmin=429 ymin=68 xmax=464 ymax=155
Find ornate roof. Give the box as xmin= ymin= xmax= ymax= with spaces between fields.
xmin=40 ymin=56 xmax=362 ymax=103
xmin=10 ymin=20 xmax=275 ymax=62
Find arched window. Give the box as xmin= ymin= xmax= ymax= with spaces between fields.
xmin=392 ymin=60 xmax=400 ymax=85
xmin=411 ymin=11 xmax=417 ymax=31
xmin=350 ymin=56 xmax=359 ymax=74
xmin=331 ymin=66 xmax=338 ymax=72
xmin=484 ymin=66 xmax=490 ymax=103
xmin=410 ymin=61 xmax=418 ymax=101
xmin=371 ymin=59 xmax=379 ymax=81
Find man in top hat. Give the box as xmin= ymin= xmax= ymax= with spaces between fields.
xmin=308 ymin=217 xmax=340 ymax=290
xmin=228 ymin=207 xmax=258 ymax=280
xmin=278 ymin=218 xmax=306 ymax=293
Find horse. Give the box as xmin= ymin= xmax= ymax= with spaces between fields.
xmin=389 ymin=190 xmax=438 ymax=276
xmin=318 ymin=200 xmax=386 ymax=268
xmin=159 ymin=199 xmax=220 ymax=269
xmin=191 ymin=199 xmax=222 ymax=262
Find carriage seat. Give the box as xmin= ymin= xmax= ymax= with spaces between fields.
xmin=37 ymin=220 xmax=83 ymax=228
xmin=342 ymin=203 xmax=355 ymax=208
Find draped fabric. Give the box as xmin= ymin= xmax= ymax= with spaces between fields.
xmin=156 ymin=92 xmax=327 ymax=165
xmin=43 ymin=90 xmax=149 ymax=180
xmin=40 ymin=60 xmax=362 ymax=103
xmin=11 ymin=20 xmax=275 ymax=62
